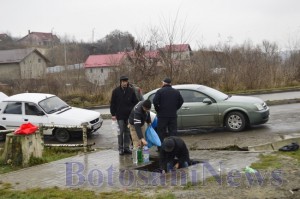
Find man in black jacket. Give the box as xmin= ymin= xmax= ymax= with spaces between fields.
xmin=160 ymin=136 xmax=190 ymax=173
xmin=110 ymin=75 xmax=138 ymax=155
xmin=128 ymin=99 xmax=152 ymax=148
xmin=153 ymin=78 xmax=184 ymax=143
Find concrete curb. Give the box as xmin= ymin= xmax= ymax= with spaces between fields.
xmin=248 ymin=136 xmax=300 ymax=152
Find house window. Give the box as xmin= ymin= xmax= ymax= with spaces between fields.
xmin=101 ymin=69 xmax=103 ymax=73
xmin=38 ymin=58 xmax=41 ymax=63
xmin=90 ymin=69 xmax=93 ymax=73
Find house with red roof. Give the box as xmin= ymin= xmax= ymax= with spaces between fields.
xmin=84 ymin=44 xmax=192 ymax=85
xmin=84 ymin=52 xmax=126 ymax=85
xmin=161 ymin=44 xmax=192 ymax=61
xmin=18 ymin=30 xmax=60 ymax=47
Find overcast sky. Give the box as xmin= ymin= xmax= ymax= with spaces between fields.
xmin=1 ymin=0 xmax=300 ymax=50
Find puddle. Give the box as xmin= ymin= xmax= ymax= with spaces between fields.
xmin=132 ymin=156 xmax=203 ymax=173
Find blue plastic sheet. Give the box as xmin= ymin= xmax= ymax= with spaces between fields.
xmin=145 ymin=126 xmax=161 ymax=148
xmin=151 ymin=116 xmax=158 ymax=128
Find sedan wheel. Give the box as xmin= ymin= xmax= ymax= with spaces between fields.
xmin=0 ymin=127 xmax=6 ymax=141
xmin=55 ymin=129 xmax=71 ymax=143
xmin=225 ymin=111 xmax=246 ymax=132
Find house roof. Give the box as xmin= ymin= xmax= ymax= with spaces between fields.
xmin=0 ymin=33 xmax=11 ymax=42
xmin=163 ymin=44 xmax=191 ymax=52
xmin=0 ymin=48 xmax=50 ymax=64
xmin=84 ymin=53 xmax=126 ymax=68
xmin=19 ymin=31 xmax=60 ymax=42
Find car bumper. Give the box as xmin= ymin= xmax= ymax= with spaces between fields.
xmin=249 ymin=108 xmax=270 ymax=125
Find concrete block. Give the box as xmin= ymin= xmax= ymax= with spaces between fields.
xmin=248 ymin=143 xmax=274 ymax=152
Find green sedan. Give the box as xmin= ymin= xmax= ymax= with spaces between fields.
xmin=143 ymin=84 xmax=270 ymax=132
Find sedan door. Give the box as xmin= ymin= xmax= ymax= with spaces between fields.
xmin=178 ymin=89 xmax=220 ymax=128
xmin=1 ymin=101 xmax=24 ymax=129
xmin=22 ymin=102 xmax=49 ymax=126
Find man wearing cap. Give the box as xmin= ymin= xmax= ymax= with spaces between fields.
xmin=160 ymin=136 xmax=190 ymax=173
xmin=128 ymin=99 xmax=152 ymax=147
xmin=110 ymin=75 xmax=138 ymax=155
xmin=153 ymin=78 xmax=184 ymax=144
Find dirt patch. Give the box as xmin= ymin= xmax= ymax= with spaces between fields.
xmin=141 ymin=152 xmax=300 ymax=199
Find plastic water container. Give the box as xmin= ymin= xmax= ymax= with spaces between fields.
xmin=143 ymin=146 xmax=150 ymax=163
xmin=132 ymin=147 xmax=138 ymax=164
xmin=111 ymin=120 xmax=120 ymax=136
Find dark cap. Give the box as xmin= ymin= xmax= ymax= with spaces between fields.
xmin=120 ymin=75 xmax=129 ymax=81
xmin=163 ymin=137 xmax=175 ymax=152
xmin=162 ymin=77 xmax=171 ymax=84
xmin=142 ymin=99 xmax=152 ymax=110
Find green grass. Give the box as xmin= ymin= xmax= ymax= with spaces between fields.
xmin=250 ymin=153 xmax=282 ymax=170
xmin=279 ymin=149 xmax=300 ymax=164
xmin=0 ymin=184 xmax=175 ymax=199
xmin=0 ymin=147 xmax=79 ymax=174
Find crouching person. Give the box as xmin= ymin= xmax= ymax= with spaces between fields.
xmin=160 ymin=136 xmax=190 ymax=173
xmin=128 ymin=99 xmax=152 ymax=147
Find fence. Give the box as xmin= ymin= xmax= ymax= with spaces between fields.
xmin=0 ymin=122 xmax=92 ymax=153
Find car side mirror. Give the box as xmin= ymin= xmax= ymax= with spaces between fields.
xmin=203 ymin=98 xmax=212 ymax=104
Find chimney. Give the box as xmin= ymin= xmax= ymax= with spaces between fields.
xmin=28 ymin=30 xmax=30 ymax=34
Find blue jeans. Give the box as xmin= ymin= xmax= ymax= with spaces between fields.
xmin=167 ymin=161 xmax=189 ymax=172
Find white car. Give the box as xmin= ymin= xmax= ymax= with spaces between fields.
xmin=0 ymin=92 xmax=103 ymax=142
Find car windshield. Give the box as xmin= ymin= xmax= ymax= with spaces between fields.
xmin=197 ymin=85 xmax=228 ymax=100
xmin=39 ymin=96 xmax=69 ymax=114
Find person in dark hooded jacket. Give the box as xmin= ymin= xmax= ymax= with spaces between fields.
xmin=110 ymin=75 xmax=138 ymax=155
xmin=160 ymin=136 xmax=190 ymax=173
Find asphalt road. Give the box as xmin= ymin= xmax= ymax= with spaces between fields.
xmin=42 ymin=102 xmax=300 ymax=150
xmin=1 ymin=91 xmax=300 ymax=149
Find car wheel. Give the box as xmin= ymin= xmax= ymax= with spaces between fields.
xmin=225 ymin=111 xmax=246 ymax=132
xmin=55 ymin=129 xmax=71 ymax=143
xmin=0 ymin=127 xmax=6 ymax=141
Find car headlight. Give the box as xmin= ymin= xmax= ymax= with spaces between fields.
xmin=254 ymin=103 xmax=264 ymax=111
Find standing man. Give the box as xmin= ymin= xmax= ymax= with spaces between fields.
xmin=153 ymin=78 xmax=184 ymax=144
xmin=110 ymin=75 xmax=138 ymax=155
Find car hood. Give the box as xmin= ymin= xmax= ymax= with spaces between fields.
xmin=227 ymin=95 xmax=265 ymax=104
xmin=49 ymin=107 xmax=100 ymax=124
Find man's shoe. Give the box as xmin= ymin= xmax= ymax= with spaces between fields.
xmin=119 ymin=150 xmax=124 ymax=155
xmin=124 ymin=149 xmax=132 ymax=154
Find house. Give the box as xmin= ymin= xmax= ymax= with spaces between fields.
xmin=0 ymin=34 xmax=12 ymax=42
xmin=84 ymin=53 xmax=126 ymax=85
xmin=84 ymin=44 xmax=192 ymax=85
xmin=0 ymin=48 xmax=49 ymax=81
xmin=161 ymin=44 xmax=192 ymax=61
xmin=18 ymin=30 xmax=60 ymax=47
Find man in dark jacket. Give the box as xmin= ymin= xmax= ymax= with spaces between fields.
xmin=153 ymin=78 xmax=184 ymax=143
xmin=128 ymin=99 xmax=151 ymax=148
xmin=110 ymin=75 xmax=138 ymax=155
xmin=160 ymin=136 xmax=190 ymax=173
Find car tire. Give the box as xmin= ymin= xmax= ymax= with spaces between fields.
xmin=0 ymin=127 xmax=6 ymax=141
xmin=55 ymin=129 xmax=71 ymax=143
xmin=225 ymin=111 xmax=246 ymax=132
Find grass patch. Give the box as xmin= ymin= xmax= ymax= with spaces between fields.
xmin=0 ymin=186 xmax=146 ymax=199
xmin=279 ymin=150 xmax=300 ymax=164
xmin=0 ymin=147 xmax=79 ymax=174
xmin=0 ymin=185 xmax=176 ymax=199
xmin=250 ymin=153 xmax=282 ymax=170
